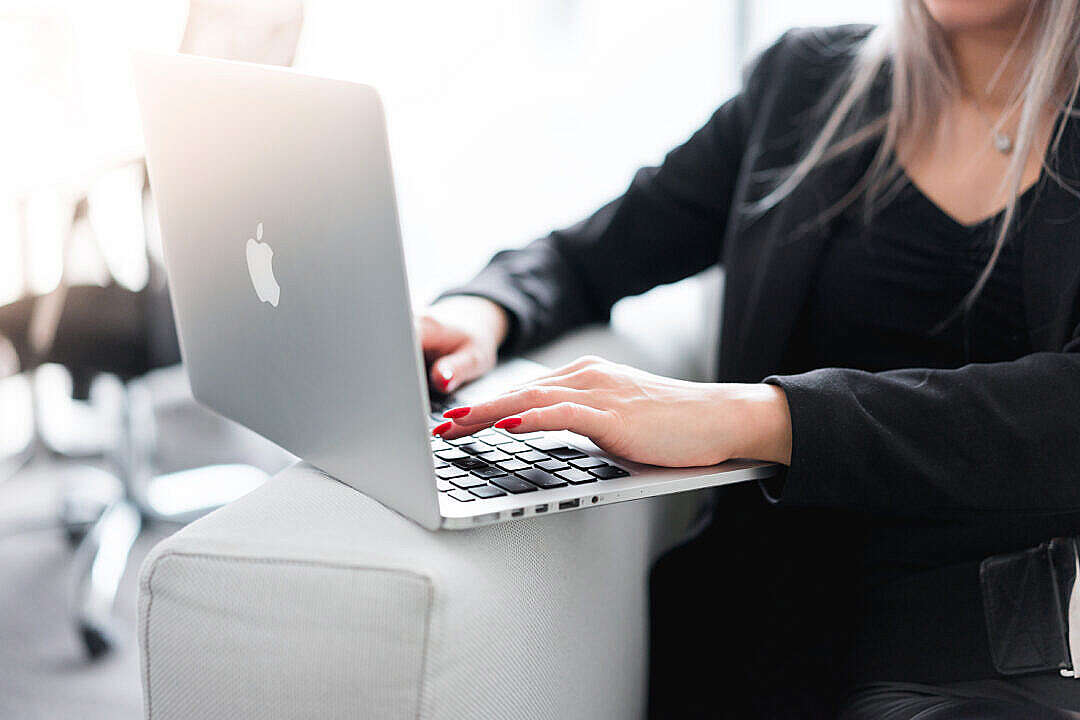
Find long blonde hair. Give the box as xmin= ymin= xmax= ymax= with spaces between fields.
xmin=758 ymin=0 xmax=1080 ymax=319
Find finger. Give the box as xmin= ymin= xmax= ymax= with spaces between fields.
xmin=418 ymin=316 xmax=460 ymax=356
xmin=431 ymin=345 xmax=494 ymax=393
xmin=499 ymin=402 xmax=615 ymax=441
xmin=446 ymin=386 xmax=592 ymax=427
xmin=435 ymin=418 xmax=490 ymax=441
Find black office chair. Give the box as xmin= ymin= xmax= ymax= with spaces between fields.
xmin=0 ymin=0 xmax=306 ymax=658
xmin=1 ymin=167 xmax=294 ymax=657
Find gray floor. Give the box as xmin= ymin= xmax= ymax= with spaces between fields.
xmin=0 ymin=366 xmax=294 ymax=719
xmin=0 ymin=466 xmax=173 ymax=720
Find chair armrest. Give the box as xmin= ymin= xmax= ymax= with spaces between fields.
xmin=139 ymin=464 xmax=708 ymax=720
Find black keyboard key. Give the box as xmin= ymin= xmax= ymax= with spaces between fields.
xmin=569 ymin=457 xmax=606 ymax=469
xmin=496 ymin=459 xmax=531 ymax=473
xmin=515 ymin=468 xmax=567 ymax=489
xmin=447 ymin=489 xmax=475 ymax=502
xmin=548 ymin=446 xmax=587 ymax=460
xmin=536 ymin=459 xmax=569 ymax=472
xmin=590 ymin=465 xmax=629 ymax=480
xmin=500 ymin=442 xmax=532 ymax=454
xmin=458 ymin=441 xmax=491 ymax=455
xmin=471 ymin=466 xmax=507 ymax=479
xmin=470 ymin=485 xmax=507 ymax=499
xmin=525 ymin=438 xmax=564 ymax=451
xmin=436 ymin=479 xmax=454 ymax=492
xmin=516 ymin=451 xmax=549 ymax=463
xmin=435 ymin=449 xmax=468 ymax=461
xmin=436 ymin=466 xmax=467 ymax=479
xmin=491 ymin=475 xmax=538 ymax=494
xmin=478 ymin=450 xmax=512 ymax=463
xmin=555 ymin=468 xmax=595 ymax=485
xmin=451 ymin=457 xmax=489 ymax=471
xmin=451 ymin=475 xmax=488 ymax=489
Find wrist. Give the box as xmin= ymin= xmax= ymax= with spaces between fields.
xmin=720 ymin=383 xmax=792 ymax=465
xmin=431 ymin=295 xmax=509 ymax=349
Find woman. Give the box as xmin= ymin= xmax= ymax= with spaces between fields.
xmin=422 ymin=1 xmax=1080 ymax=717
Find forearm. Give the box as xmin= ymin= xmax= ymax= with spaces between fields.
xmin=438 ymin=88 xmax=754 ymax=354
xmin=765 ymin=352 xmax=1080 ymax=516
xmin=697 ymin=382 xmax=793 ymax=464
xmin=722 ymin=383 xmax=792 ymax=465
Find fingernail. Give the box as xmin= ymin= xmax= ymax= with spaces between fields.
xmin=443 ymin=406 xmax=471 ymax=419
xmin=494 ymin=417 xmax=522 ymax=430
xmin=432 ymin=421 xmax=452 ymax=436
xmin=439 ymin=370 xmax=453 ymax=390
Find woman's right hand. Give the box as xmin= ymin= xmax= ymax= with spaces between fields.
xmin=419 ymin=295 xmax=509 ymax=394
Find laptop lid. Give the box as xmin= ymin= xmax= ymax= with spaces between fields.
xmin=134 ymin=52 xmax=441 ymax=529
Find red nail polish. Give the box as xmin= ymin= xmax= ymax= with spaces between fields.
xmin=494 ymin=417 xmax=522 ymax=430
xmin=443 ymin=406 xmax=471 ymax=419
xmin=432 ymin=421 xmax=452 ymax=436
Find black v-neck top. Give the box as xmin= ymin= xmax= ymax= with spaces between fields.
xmin=795 ymin=177 xmax=1036 ymax=374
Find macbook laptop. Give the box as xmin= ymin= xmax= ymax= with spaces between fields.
xmin=132 ymin=52 xmax=777 ymax=530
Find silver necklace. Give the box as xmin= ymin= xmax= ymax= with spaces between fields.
xmin=968 ymin=94 xmax=1014 ymax=155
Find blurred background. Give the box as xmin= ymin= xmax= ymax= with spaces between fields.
xmin=0 ymin=0 xmax=886 ymax=717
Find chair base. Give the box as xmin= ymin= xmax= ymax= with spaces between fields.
xmin=67 ymin=467 xmax=268 ymax=660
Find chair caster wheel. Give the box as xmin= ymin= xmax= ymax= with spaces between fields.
xmin=79 ymin=623 xmax=115 ymax=660
xmin=65 ymin=526 xmax=88 ymax=548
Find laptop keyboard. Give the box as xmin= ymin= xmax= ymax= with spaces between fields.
xmin=431 ymin=429 xmax=629 ymax=501
xmin=428 ymin=393 xmax=628 ymax=502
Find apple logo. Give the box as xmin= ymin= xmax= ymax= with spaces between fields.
xmin=245 ymin=222 xmax=280 ymax=307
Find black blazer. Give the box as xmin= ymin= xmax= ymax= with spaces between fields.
xmin=446 ymin=26 xmax=1080 ymax=683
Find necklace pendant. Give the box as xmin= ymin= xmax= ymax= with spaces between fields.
xmin=993 ymin=131 xmax=1013 ymax=155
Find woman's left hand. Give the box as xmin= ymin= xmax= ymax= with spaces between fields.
xmin=434 ymin=355 xmax=792 ymax=467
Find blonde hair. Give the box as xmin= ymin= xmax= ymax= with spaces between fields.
xmin=759 ymin=0 xmax=1080 ymax=321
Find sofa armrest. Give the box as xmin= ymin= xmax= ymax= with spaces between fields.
xmin=138 ymin=275 xmax=720 ymax=719
xmin=139 ymin=464 xmax=707 ymax=720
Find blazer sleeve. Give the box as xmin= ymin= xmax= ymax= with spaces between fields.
xmin=765 ymin=324 xmax=1080 ymax=517
xmin=438 ymin=36 xmax=791 ymax=354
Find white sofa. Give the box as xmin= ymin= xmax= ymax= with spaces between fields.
xmin=137 ymin=273 xmax=721 ymax=720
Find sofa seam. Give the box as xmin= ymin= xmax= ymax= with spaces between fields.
xmin=142 ymin=549 xmax=436 ymax=720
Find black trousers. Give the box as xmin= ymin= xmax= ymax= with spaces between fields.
xmin=839 ymin=683 xmax=1080 ymax=720
xmin=647 ymin=482 xmax=864 ymax=719
xmin=646 ymin=484 xmax=1080 ymax=719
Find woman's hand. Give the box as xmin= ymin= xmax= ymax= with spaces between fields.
xmin=434 ymin=355 xmax=792 ymax=466
xmin=418 ymin=296 xmax=509 ymax=393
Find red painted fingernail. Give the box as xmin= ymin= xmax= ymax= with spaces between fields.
xmin=443 ymin=406 xmax=471 ymax=419
xmin=494 ymin=417 xmax=522 ymax=430
xmin=432 ymin=421 xmax=452 ymax=436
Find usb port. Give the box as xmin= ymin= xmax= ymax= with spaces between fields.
xmin=558 ymin=499 xmax=580 ymax=510
xmin=511 ymin=508 xmax=525 ymax=518
xmin=534 ymin=504 xmax=549 ymax=514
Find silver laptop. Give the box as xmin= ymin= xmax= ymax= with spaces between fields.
xmin=133 ymin=52 xmax=777 ymax=530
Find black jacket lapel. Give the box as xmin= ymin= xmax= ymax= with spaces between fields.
xmin=1023 ymin=111 xmax=1080 ymax=352
xmin=733 ymin=145 xmax=875 ymax=379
